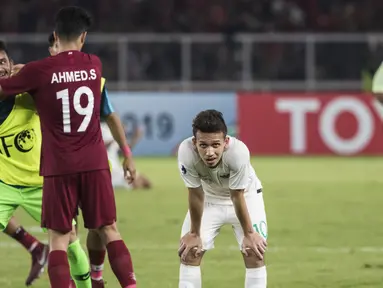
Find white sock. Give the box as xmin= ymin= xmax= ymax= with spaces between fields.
xmin=245 ymin=266 xmax=267 ymax=288
xmin=179 ymin=263 xmax=201 ymax=288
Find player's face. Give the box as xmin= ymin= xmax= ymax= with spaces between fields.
xmin=193 ymin=131 xmax=228 ymax=168
xmin=49 ymin=42 xmax=59 ymax=56
xmin=0 ymin=50 xmax=11 ymax=79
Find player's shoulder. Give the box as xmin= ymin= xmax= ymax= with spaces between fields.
xmin=89 ymin=53 xmax=101 ymax=61
xmin=87 ymin=53 xmax=102 ymax=66
xmin=225 ymin=137 xmax=250 ymax=155
xmin=223 ymin=137 xmax=250 ymax=165
xmin=22 ymin=59 xmax=47 ymax=70
xmin=28 ymin=56 xmax=62 ymax=72
xmin=177 ymin=137 xmax=198 ymax=163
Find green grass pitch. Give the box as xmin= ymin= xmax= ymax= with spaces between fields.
xmin=1 ymin=157 xmax=383 ymax=287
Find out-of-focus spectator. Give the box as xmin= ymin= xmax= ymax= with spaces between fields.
xmin=1 ymin=0 xmax=383 ymax=84
xmin=3 ymin=0 xmax=383 ymax=34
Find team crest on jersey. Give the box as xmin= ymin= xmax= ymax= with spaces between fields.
xmin=14 ymin=129 xmax=36 ymax=153
xmin=180 ymin=164 xmax=187 ymax=175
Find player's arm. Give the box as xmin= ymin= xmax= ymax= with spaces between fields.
xmin=188 ymin=186 xmax=204 ymax=235
xmin=100 ymin=86 xmax=132 ymax=158
xmin=105 ymin=113 xmax=128 ymax=149
xmin=0 ymin=63 xmax=38 ymax=100
xmin=373 ymin=63 xmax=383 ymax=104
xmin=178 ymin=142 xmax=204 ymax=235
xmin=228 ymin=144 xmax=253 ymax=236
xmin=101 ymin=84 xmax=136 ymax=181
xmin=230 ymin=189 xmax=253 ymax=236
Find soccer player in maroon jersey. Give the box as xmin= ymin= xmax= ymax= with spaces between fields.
xmin=0 ymin=6 xmax=137 ymax=288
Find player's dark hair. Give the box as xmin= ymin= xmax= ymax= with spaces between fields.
xmin=192 ymin=110 xmax=227 ymax=137
xmin=48 ymin=33 xmax=55 ymax=47
xmin=54 ymin=6 xmax=93 ymax=42
xmin=0 ymin=40 xmax=9 ymax=55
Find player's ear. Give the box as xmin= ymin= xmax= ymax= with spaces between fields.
xmin=192 ymin=137 xmax=196 ymax=147
xmin=224 ymin=136 xmax=230 ymax=148
xmin=80 ymin=31 xmax=87 ymax=45
xmin=53 ymin=31 xmax=58 ymax=42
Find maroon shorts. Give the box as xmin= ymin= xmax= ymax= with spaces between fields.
xmin=42 ymin=169 xmax=116 ymax=233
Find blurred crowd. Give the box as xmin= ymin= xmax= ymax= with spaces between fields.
xmin=2 ymin=0 xmax=383 ymax=33
xmin=0 ymin=0 xmax=383 ymax=84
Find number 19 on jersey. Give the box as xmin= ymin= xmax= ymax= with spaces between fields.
xmin=56 ymin=86 xmax=95 ymax=133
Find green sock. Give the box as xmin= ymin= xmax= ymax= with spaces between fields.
xmin=67 ymin=239 xmax=92 ymax=288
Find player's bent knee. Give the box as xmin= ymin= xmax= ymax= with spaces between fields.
xmin=68 ymin=225 xmax=77 ymax=243
xmin=98 ymin=222 xmax=118 ymax=234
xmin=180 ymin=250 xmax=205 ymax=266
xmin=242 ymin=249 xmax=265 ymax=268
xmin=98 ymin=222 xmax=121 ymax=244
xmin=48 ymin=229 xmax=71 ymax=251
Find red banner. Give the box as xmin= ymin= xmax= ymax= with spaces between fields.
xmin=238 ymin=93 xmax=383 ymax=155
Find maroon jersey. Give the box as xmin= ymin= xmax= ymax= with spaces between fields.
xmin=0 ymin=51 xmax=109 ymax=176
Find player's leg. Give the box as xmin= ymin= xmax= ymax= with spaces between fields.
xmin=5 ymin=216 xmax=49 ymax=286
xmin=87 ymin=229 xmax=106 ymax=285
xmin=42 ymin=174 xmax=79 ymax=288
xmin=81 ymin=169 xmax=136 ymax=288
xmin=23 ymin=186 xmax=91 ymax=287
xmin=179 ymin=203 xmax=224 ymax=288
xmin=0 ymin=182 xmax=49 ymax=286
xmin=4 ymin=216 xmax=47 ymax=256
xmin=231 ymin=193 xmax=268 ymax=288
xmin=67 ymin=226 xmax=92 ymax=288
xmin=47 ymin=229 xmax=72 ymax=287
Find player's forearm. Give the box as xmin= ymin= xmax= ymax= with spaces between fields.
xmin=230 ymin=190 xmax=253 ymax=236
xmin=105 ymin=113 xmax=130 ymax=154
xmin=188 ymin=187 xmax=204 ymax=235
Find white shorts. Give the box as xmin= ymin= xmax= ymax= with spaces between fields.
xmin=180 ymin=191 xmax=267 ymax=251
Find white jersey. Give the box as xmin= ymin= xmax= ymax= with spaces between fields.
xmin=101 ymin=123 xmax=120 ymax=160
xmin=178 ymin=136 xmax=262 ymax=205
xmin=101 ymin=123 xmax=131 ymax=189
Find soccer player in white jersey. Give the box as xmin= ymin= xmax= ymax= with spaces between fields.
xmin=101 ymin=122 xmax=151 ymax=190
xmin=177 ymin=109 xmax=268 ymax=288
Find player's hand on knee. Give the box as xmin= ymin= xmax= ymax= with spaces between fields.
xmin=178 ymin=232 xmax=202 ymax=262
xmin=241 ymin=231 xmax=267 ymax=260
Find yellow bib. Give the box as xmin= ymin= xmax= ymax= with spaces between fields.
xmin=0 ymin=93 xmax=42 ymax=186
xmin=0 ymin=78 xmax=107 ymax=187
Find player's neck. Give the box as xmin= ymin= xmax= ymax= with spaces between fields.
xmin=59 ymin=42 xmax=81 ymax=53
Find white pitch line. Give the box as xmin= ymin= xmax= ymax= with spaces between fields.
xmin=0 ymin=241 xmax=383 ymax=254
xmin=3 ymin=227 xmax=383 ymax=254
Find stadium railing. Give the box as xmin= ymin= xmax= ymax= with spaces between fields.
xmin=1 ymin=33 xmax=382 ymax=91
